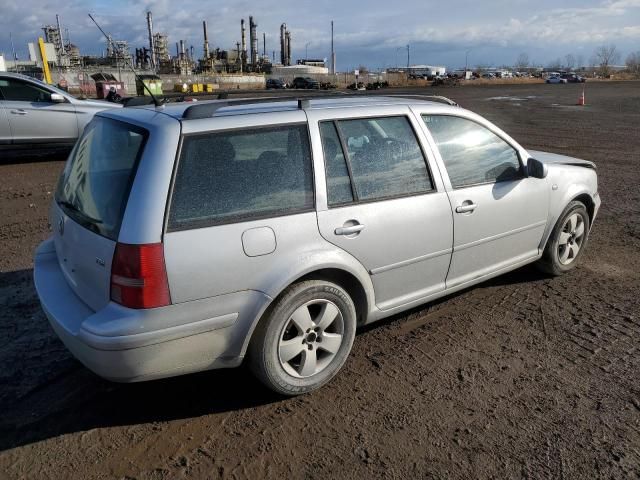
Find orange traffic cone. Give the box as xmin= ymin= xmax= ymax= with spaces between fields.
xmin=577 ymin=89 xmax=585 ymax=106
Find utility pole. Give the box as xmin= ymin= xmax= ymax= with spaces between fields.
xmin=331 ymin=20 xmax=336 ymax=75
xmin=10 ymin=32 xmax=18 ymax=61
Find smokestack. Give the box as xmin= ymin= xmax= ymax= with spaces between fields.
xmin=176 ymin=42 xmax=179 ymax=58
xmin=331 ymin=20 xmax=336 ymax=75
xmin=280 ymin=23 xmax=286 ymax=65
xmin=146 ymin=11 xmax=155 ymax=69
xmin=180 ymin=39 xmax=185 ymax=60
xmin=203 ymin=20 xmax=210 ymax=60
xmin=236 ymin=42 xmax=242 ymax=72
xmin=55 ymin=15 xmax=63 ymax=51
xmin=241 ymin=19 xmax=247 ymax=67
xmin=285 ymin=30 xmax=291 ymax=66
xmin=249 ymin=16 xmax=258 ymax=66
xmin=263 ymin=32 xmax=266 ymax=57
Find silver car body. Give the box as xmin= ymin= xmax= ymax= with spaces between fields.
xmin=34 ymin=97 xmax=600 ymax=381
xmin=0 ymin=72 xmax=120 ymax=148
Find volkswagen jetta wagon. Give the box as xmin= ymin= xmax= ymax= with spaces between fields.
xmin=34 ymin=96 xmax=600 ymax=395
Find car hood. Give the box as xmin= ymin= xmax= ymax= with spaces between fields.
xmin=529 ymin=150 xmax=596 ymax=169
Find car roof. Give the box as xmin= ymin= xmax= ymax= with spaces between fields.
xmin=99 ymin=95 xmax=460 ymax=124
xmin=0 ymin=71 xmax=44 ymax=82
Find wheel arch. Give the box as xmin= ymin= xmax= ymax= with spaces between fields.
xmin=540 ymin=190 xmax=595 ymax=251
xmin=239 ymin=259 xmax=375 ymax=360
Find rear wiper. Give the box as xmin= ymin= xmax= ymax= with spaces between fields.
xmin=57 ymin=200 xmax=103 ymax=224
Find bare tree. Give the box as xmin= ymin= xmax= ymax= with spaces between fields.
xmin=547 ymin=58 xmax=563 ymax=71
xmin=565 ymin=54 xmax=576 ymax=70
xmin=515 ymin=52 xmax=529 ymax=70
xmin=626 ymin=51 xmax=640 ymax=75
xmin=576 ymin=54 xmax=585 ymax=71
xmin=594 ymin=44 xmax=620 ymax=76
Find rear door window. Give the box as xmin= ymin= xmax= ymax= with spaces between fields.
xmin=55 ymin=117 xmax=147 ymax=240
xmin=169 ymin=124 xmax=314 ymax=230
xmin=320 ymin=116 xmax=433 ymax=204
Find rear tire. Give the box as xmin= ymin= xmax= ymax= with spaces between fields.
xmin=537 ymin=201 xmax=590 ymax=276
xmin=248 ymin=280 xmax=356 ymax=396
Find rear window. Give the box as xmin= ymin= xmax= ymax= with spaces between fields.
xmin=168 ymin=124 xmax=314 ymax=230
xmin=55 ymin=117 xmax=147 ymax=240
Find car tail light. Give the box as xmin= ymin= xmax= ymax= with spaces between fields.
xmin=110 ymin=243 xmax=171 ymax=309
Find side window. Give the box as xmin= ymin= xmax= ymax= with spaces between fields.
xmin=0 ymin=79 xmax=51 ymax=102
xmin=423 ymin=115 xmax=522 ymax=188
xmin=320 ymin=122 xmax=354 ymax=205
xmin=320 ymin=116 xmax=433 ymax=204
xmin=169 ymin=124 xmax=314 ymax=229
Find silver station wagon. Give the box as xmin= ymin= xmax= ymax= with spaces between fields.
xmin=34 ymin=96 xmax=600 ymax=395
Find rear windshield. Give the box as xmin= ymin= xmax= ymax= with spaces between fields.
xmin=168 ymin=124 xmax=314 ymax=230
xmin=55 ymin=117 xmax=147 ymax=240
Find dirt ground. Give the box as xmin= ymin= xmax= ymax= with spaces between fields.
xmin=0 ymin=82 xmax=639 ymax=480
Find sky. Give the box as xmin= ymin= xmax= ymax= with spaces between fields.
xmin=1 ymin=0 xmax=639 ymax=70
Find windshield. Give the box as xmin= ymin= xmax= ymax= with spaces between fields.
xmin=55 ymin=117 xmax=148 ymax=240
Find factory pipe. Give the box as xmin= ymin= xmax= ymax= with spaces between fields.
xmin=146 ymin=11 xmax=155 ymax=69
xmin=203 ymin=20 xmax=210 ymax=60
xmin=249 ymin=16 xmax=258 ymax=67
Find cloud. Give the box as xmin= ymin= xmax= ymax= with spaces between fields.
xmin=1 ymin=0 xmax=638 ymax=67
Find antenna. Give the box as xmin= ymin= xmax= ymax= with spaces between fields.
xmin=88 ymin=13 xmax=163 ymax=107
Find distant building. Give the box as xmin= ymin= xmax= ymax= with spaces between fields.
xmin=404 ymin=65 xmax=446 ymax=77
xmin=271 ymin=64 xmax=328 ymax=76
xmin=153 ymin=33 xmax=170 ymax=62
xmin=297 ymin=59 xmax=326 ymax=68
xmin=66 ymin=43 xmax=81 ymax=68
xmin=42 ymin=25 xmax=66 ymax=66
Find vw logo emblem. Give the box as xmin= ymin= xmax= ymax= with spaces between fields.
xmin=58 ymin=217 xmax=65 ymax=236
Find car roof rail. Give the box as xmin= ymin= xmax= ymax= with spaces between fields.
xmin=180 ymin=93 xmax=459 ymax=120
xmin=386 ymin=94 xmax=459 ymax=106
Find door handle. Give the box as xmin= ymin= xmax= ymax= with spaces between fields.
xmin=335 ymin=224 xmax=365 ymax=236
xmin=10 ymin=109 xmax=27 ymax=115
xmin=455 ymin=202 xmax=478 ymax=213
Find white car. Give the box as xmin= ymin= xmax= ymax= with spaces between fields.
xmin=0 ymin=72 xmax=121 ymax=152
xmin=34 ymin=95 xmax=600 ymax=395
xmin=546 ymin=76 xmax=568 ymax=84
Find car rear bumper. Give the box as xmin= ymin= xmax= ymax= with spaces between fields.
xmin=34 ymin=238 xmax=272 ymax=382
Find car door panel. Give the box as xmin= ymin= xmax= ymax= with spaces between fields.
xmin=317 ymin=194 xmax=453 ymax=310
xmin=445 ymin=179 xmax=548 ymax=287
xmin=5 ymin=100 xmax=78 ymax=144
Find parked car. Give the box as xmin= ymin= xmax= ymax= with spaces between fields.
xmin=561 ymin=73 xmax=586 ymax=83
xmin=34 ymin=96 xmax=600 ymax=395
xmin=266 ymin=78 xmax=286 ymax=89
xmin=291 ymin=77 xmax=320 ymax=89
xmin=546 ymin=75 xmax=568 ymax=84
xmin=0 ymin=72 xmax=121 ymax=151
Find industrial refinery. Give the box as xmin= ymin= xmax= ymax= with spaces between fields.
xmin=2 ymin=11 xmax=332 ymax=79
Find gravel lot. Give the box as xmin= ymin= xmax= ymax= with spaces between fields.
xmin=1 ymin=81 xmax=639 ymax=479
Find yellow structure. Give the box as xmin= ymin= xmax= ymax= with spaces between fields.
xmin=38 ymin=37 xmax=52 ymax=84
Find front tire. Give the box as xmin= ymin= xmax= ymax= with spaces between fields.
xmin=248 ymin=280 xmax=357 ymax=396
xmin=537 ymin=201 xmax=590 ymax=276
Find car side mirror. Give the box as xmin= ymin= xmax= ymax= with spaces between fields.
xmin=49 ymin=93 xmax=66 ymax=103
xmin=527 ymin=158 xmax=548 ymax=179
